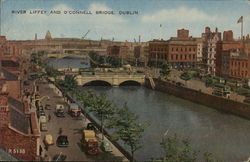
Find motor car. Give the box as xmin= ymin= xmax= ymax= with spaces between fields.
xmin=55 ymin=104 xmax=65 ymax=117
xmin=39 ymin=115 xmax=47 ymax=123
xmin=100 ymin=141 xmax=113 ymax=152
xmin=37 ymin=110 xmax=46 ymax=119
xmin=56 ymin=109 xmax=65 ymax=117
xmin=40 ymin=123 xmax=48 ymax=132
xmin=45 ymin=104 xmax=51 ymax=110
xmin=86 ymin=123 xmax=98 ymax=132
xmin=56 ymin=135 xmax=69 ymax=147
xmin=44 ymin=134 xmax=54 ymax=146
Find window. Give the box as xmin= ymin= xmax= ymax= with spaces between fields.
xmin=185 ymin=55 xmax=187 ymax=60
xmin=189 ymin=55 xmax=191 ymax=59
xmin=176 ymin=55 xmax=178 ymax=59
xmin=180 ymin=55 xmax=183 ymax=59
xmin=193 ymin=54 xmax=195 ymax=59
xmin=176 ymin=48 xmax=178 ymax=52
xmin=171 ymin=55 xmax=173 ymax=60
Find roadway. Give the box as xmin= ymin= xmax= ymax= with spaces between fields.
xmin=36 ymin=80 xmax=128 ymax=161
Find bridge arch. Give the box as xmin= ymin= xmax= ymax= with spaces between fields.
xmin=119 ymin=80 xmax=141 ymax=86
xmin=62 ymin=56 xmax=83 ymax=59
xmin=83 ymin=80 xmax=112 ymax=86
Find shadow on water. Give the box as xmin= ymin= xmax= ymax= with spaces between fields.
xmin=83 ymin=81 xmax=112 ymax=87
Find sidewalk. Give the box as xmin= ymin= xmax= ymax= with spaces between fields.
xmin=36 ymin=79 xmax=128 ymax=161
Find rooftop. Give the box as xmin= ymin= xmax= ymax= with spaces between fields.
xmin=10 ymin=108 xmax=30 ymax=134
xmin=8 ymin=97 xmax=24 ymax=113
xmin=0 ymin=69 xmax=18 ymax=81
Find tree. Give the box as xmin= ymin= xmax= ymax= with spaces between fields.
xmin=107 ymin=103 xmax=148 ymax=162
xmin=205 ymin=77 xmax=214 ymax=87
xmin=74 ymin=90 xmax=96 ymax=109
xmin=44 ymin=65 xmax=59 ymax=78
xmin=160 ymin=64 xmax=171 ymax=78
xmin=88 ymin=93 xmax=116 ymax=140
xmin=152 ymin=134 xmax=220 ymax=162
xmin=57 ymin=75 xmax=78 ymax=92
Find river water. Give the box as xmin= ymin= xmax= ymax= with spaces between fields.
xmin=80 ymin=86 xmax=250 ymax=162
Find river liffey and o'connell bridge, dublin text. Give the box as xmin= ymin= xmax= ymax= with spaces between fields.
xmin=11 ymin=10 xmax=139 ymax=15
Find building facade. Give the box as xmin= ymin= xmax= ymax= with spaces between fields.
xmin=216 ymin=30 xmax=243 ymax=76
xmin=148 ymin=40 xmax=168 ymax=66
xmin=202 ymin=27 xmax=221 ymax=75
xmin=148 ymin=29 xmax=197 ymax=69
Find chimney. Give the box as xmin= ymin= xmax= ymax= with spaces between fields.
xmin=205 ymin=27 xmax=211 ymax=33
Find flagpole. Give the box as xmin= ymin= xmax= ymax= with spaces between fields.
xmin=241 ymin=19 xmax=243 ymax=40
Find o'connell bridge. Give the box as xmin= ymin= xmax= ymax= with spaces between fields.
xmin=71 ymin=73 xmax=145 ymax=86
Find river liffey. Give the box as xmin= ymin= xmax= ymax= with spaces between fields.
xmin=79 ymin=86 xmax=250 ymax=162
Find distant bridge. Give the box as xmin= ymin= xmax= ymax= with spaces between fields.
xmin=59 ymin=73 xmax=145 ymax=86
xmin=46 ymin=53 xmax=88 ymax=59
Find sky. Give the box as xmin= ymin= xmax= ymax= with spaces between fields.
xmin=1 ymin=0 xmax=250 ymax=41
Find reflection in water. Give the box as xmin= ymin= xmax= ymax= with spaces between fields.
xmin=79 ymin=86 xmax=250 ymax=162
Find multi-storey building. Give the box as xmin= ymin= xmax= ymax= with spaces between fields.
xmin=148 ymin=39 xmax=168 ymax=66
xmin=148 ymin=29 xmax=197 ymax=69
xmin=202 ymin=27 xmax=221 ymax=75
xmin=106 ymin=45 xmax=129 ymax=60
xmin=229 ymin=53 xmax=250 ymax=80
xmin=216 ymin=30 xmax=243 ymax=76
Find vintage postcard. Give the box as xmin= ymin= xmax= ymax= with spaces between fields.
xmin=0 ymin=0 xmax=250 ymax=161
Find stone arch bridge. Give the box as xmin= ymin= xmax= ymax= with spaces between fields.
xmin=74 ymin=74 xmax=145 ymax=86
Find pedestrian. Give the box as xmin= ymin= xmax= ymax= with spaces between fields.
xmin=48 ymin=114 xmax=51 ymax=122
xmin=45 ymin=145 xmax=48 ymax=151
xmin=59 ymin=128 xmax=62 ymax=135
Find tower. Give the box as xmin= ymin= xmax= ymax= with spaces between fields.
xmin=45 ymin=30 xmax=52 ymax=40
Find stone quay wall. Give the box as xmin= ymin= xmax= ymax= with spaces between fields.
xmin=145 ymin=78 xmax=250 ymax=119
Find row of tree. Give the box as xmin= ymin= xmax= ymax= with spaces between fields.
xmin=73 ymin=89 xmax=147 ymax=162
xmin=89 ymin=52 xmax=124 ymax=67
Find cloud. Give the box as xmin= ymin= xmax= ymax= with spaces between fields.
xmin=141 ymin=6 xmax=217 ymax=23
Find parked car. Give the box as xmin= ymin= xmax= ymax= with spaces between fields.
xmin=55 ymin=104 xmax=65 ymax=117
xmin=45 ymin=104 xmax=51 ymax=110
xmin=37 ymin=110 xmax=45 ymax=118
xmin=86 ymin=123 xmax=98 ymax=132
xmin=39 ymin=115 xmax=47 ymax=123
xmin=56 ymin=135 xmax=69 ymax=147
xmin=100 ymin=141 xmax=113 ymax=152
xmin=40 ymin=123 xmax=48 ymax=132
xmin=44 ymin=134 xmax=54 ymax=146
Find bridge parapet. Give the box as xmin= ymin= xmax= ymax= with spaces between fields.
xmin=75 ymin=74 xmax=145 ymax=86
